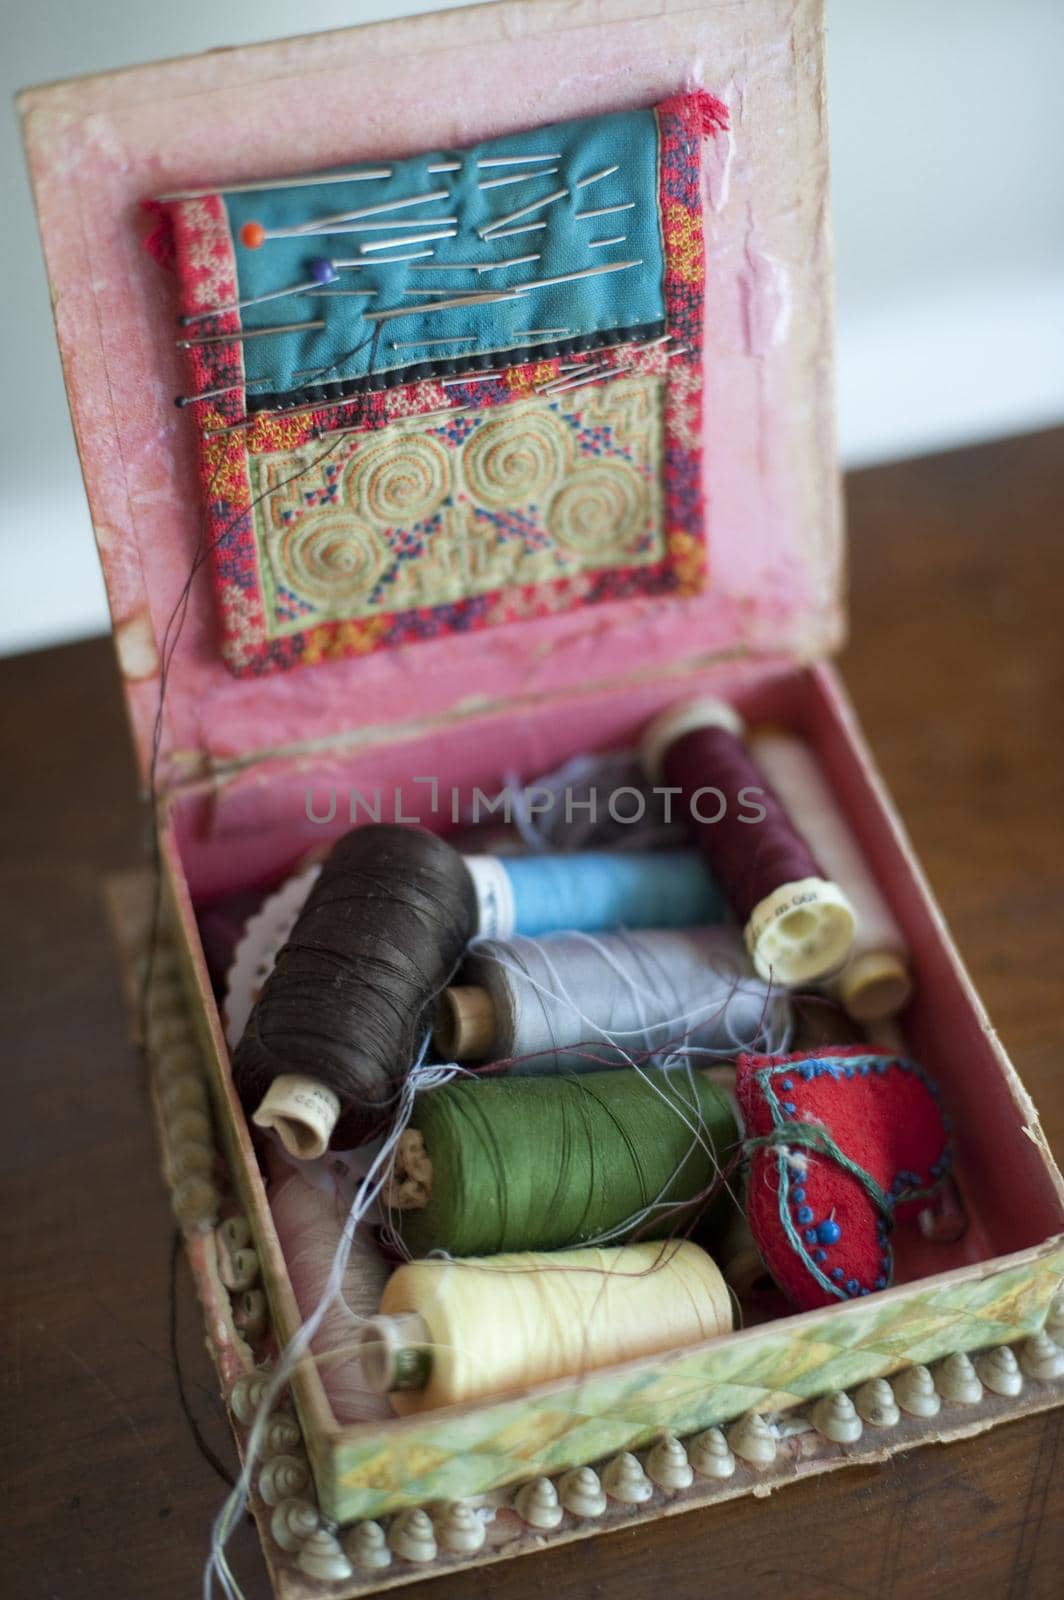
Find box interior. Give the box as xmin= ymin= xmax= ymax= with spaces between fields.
xmin=163 ymin=654 xmax=1064 ymax=1447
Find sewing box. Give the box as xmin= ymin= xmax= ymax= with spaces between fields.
xmin=19 ymin=0 xmax=1064 ymax=1594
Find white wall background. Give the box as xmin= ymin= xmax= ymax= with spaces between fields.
xmin=2 ymin=0 xmax=1062 ymax=656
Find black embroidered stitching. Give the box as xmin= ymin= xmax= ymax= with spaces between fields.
xmin=245 ymin=319 xmax=667 ymax=414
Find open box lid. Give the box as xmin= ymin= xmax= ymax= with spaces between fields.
xmin=19 ymin=0 xmax=840 ymax=793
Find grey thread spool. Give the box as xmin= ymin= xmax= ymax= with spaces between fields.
xmin=434 ymin=926 xmax=788 ymax=1070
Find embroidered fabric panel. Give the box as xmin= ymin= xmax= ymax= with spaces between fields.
xmin=155 ymin=91 xmax=726 ymax=675
xmin=254 ymin=374 xmax=664 ymax=638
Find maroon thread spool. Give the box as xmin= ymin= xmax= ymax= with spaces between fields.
xmin=640 ymin=700 xmax=855 ymax=985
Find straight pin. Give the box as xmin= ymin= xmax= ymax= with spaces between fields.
xmin=477 ymin=153 xmax=562 ymax=167
xmin=241 ymin=217 xmax=454 ymax=247
xmin=427 ymin=161 xmax=461 ymax=173
xmin=543 ymin=362 xmax=636 ymax=396
xmin=299 ymin=288 xmax=377 ymax=297
xmin=575 ymin=164 xmax=620 ymax=190
xmin=480 ymin=186 xmax=569 ymax=238
xmin=539 ymin=361 xmax=612 ymax=393
xmin=481 ymin=222 xmax=547 ymax=239
xmin=507 ymin=259 xmax=643 ymax=293
xmin=401 ymin=286 xmax=501 ymax=297
xmin=513 ymin=327 xmax=570 ymax=338
xmin=478 ymin=167 xmax=559 ymax=191
xmin=441 ymin=371 xmax=511 ymax=387
xmin=177 ymin=319 xmax=325 ymax=348
xmin=409 ymin=254 xmax=540 ymax=273
xmin=588 ymin=235 xmax=626 ymax=249
xmin=391 ymin=335 xmax=479 ymax=349
xmin=178 ymin=258 xmax=338 ymax=324
xmin=301 ymin=217 xmax=457 ymax=232
xmin=174 ymin=376 xmax=271 ymax=408
xmin=360 ymin=230 xmax=457 ymax=252
xmin=365 ymin=289 xmax=524 ymax=324
xmin=289 ymin=188 xmax=451 ymax=235
xmin=157 ymin=168 xmax=392 ymax=202
xmin=574 ymin=202 xmax=635 ymax=220
xmin=331 ymin=250 xmax=434 ymax=265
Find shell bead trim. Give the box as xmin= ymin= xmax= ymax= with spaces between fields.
xmin=557 ymin=1466 xmax=607 ymax=1517
xmin=259 ymin=1454 xmax=310 ymax=1506
xmin=514 ymin=1477 xmax=564 ymax=1529
xmin=295 ymin=1528 xmax=355 ymax=1582
xmin=1020 ymin=1329 xmax=1064 ymax=1381
xmin=172 ymin=1175 xmax=219 ymax=1230
xmin=976 ymin=1345 xmax=1023 ymax=1397
xmin=161 ymin=1076 xmax=209 ymax=1115
xmin=934 ymin=1352 xmax=983 ymax=1405
xmin=387 ymin=1507 xmax=437 ymax=1562
xmin=344 ymin=1521 xmax=392 ymax=1571
xmin=688 ymin=1427 xmax=736 ymax=1478
xmin=726 ymin=1412 xmax=777 ymax=1469
xmin=230 ymin=1369 xmax=276 ymax=1425
xmin=853 ymin=1377 xmax=900 ymax=1428
xmin=811 ymin=1392 xmax=863 ymax=1444
xmin=170 ymin=1140 xmax=214 ymax=1180
xmin=1046 ymin=1286 xmax=1064 ymax=1343
xmin=220 ymin=1245 xmax=261 ymax=1292
xmin=602 ymin=1452 xmax=653 ymax=1504
xmin=218 ymin=1215 xmax=253 ymax=1252
xmin=270 ymin=1498 xmax=319 ymax=1553
xmin=234 ymin=1289 xmax=268 ymax=1342
xmin=434 ymin=1501 xmax=487 ymax=1553
xmin=646 ymin=1433 xmax=694 ymax=1490
xmin=893 ymin=1365 xmax=941 ymax=1418
xmin=263 ymin=1412 xmax=302 ymax=1455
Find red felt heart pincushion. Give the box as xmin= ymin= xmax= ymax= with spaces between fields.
xmin=736 ymin=1046 xmax=952 ymax=1310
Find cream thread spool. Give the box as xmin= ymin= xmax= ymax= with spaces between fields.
xmin=359 ymin=1241 xmax=732 ymax=1414
xmin=749 ymin=731 xmax=912 ymax=1021
xmin=641 ymin=700 xmax=856 ymax=986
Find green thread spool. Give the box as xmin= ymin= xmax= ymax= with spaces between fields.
xmin=386 ymin=1068 xmax=739 ymax=1258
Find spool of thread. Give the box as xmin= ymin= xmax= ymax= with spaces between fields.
xmin=384 ymin=1066 xmax=738 ymax=1257
xmin=226 ymin=849 xmax=722 ymax=1028
xmin=361 ymin=1240 xmax=733 ymax=1414
xmin=231 ymin=825 xmax=477 ymax=1157
xmin=465 ymin=849 xmax=721 ymax=939
xmin=641 ymin=700 xmax=856 ymax=986
xmin=749 ymin=731 xmax=912 ymax=1020
xmin=436 ymin=925 xmax=785 ymax=1068
xmin=269 ymin=1169 xmax=392 ymax=1425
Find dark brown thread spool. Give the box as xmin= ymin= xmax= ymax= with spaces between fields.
xmin=231 ymin=824 xmax=477 ymax=1156
xmin=641 ymin=699 xmax=855 ymax=985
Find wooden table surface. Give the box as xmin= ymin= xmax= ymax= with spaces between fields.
xmin=3 ymin=428 xmax=1063 ymax=1599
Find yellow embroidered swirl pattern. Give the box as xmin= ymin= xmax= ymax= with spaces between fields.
xmin=462 ymin=409 xmax=574 ymax=508
xmin=252 ymin=376 xmax=665 ymax=636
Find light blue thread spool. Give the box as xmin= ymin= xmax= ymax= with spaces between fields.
xmin=464 ymin=850 xmax=723 ymax=939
